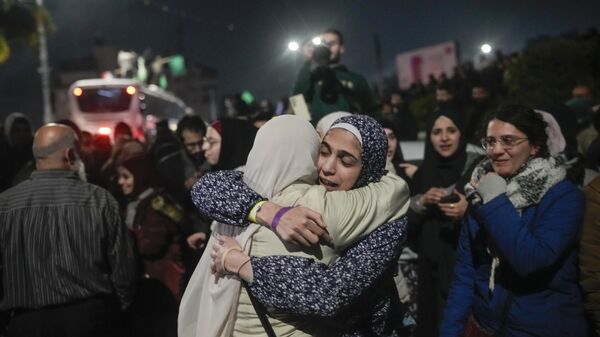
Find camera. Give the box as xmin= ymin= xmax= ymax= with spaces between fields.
xmin=312 ymin=41 xmax=331 ymax=66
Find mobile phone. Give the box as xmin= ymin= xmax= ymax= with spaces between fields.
xmin=439 ymin=193 xmax=460 ymax=204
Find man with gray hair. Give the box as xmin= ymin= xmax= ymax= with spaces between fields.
xmin=0 ymin=124 xmax=137 ymax=337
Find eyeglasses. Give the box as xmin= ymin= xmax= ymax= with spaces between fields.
xmin=481 ymin=135 xmax=528 ymax=151
xmin=202 ymin=137 xmax=220 ymax=149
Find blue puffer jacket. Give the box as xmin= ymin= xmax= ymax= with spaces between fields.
xmin=440 ymin=179 xmax=587 ymax=337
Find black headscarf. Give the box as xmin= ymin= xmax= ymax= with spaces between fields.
xmin=379 ymin=119 xmax=406 ymax=174
xmin=120 ymin=155 xmax=162 ymax=198
xmin=412 ymin=108 xmax=467 ymax=195
xmin=212 ymin=118 xmax=257 ymax=171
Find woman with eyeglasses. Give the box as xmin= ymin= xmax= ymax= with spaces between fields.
xmin=202 ymin=118 xmax=257 ymax=172
xmin=440 ymin=105 xmax=587 ymax=337
xmin=407 ymin=108 xmax=483 ymax=336
xmin=185 ymin=118 xmax=257 ymax=258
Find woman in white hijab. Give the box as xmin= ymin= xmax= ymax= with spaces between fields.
xmin=315 ymin=111 xmax=352 ymax=138
xmin=178 ymin=115 xmax=321 ymax=337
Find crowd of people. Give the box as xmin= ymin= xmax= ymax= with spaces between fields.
xmin=1 ymin=27 xmax=600 ymax=337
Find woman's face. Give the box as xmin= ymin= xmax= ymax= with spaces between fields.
xmin=384 ymin=128 xmax=398 ymax=160
xmin=486 ymin=119 xmax=538 ymax=177
xmin=117 ymin=166 xmax=134 ymax=196
xmin=317 ymin=128 xmax=363 ymax=191
xmin=202 ymin=126 xmax=222 ymax=165
xmin=430 ymin=116 xmax=461 ymax=158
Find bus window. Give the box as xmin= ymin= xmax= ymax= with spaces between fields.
xmin=76 ymin=87 xmax=133 ymax=113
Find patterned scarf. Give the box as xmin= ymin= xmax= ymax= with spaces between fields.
xmin=464 ymin=156 xmax=566 ymax=291
xmin=331 ymin=115 xmax=388 ymax=188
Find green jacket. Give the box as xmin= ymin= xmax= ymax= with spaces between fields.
xmin=291 ymin=61 xmax=379 ymax=123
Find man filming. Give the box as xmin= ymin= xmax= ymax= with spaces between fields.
xmin=292 ymin=28 xmax=379 ymax=122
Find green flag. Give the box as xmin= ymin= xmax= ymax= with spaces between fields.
xmin=169 ymin=54 xmax=186 ymax=77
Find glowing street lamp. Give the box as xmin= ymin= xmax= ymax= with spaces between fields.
xmin=312 ymin=36 xmax=322 ymax=45
xmin=288 ymin=41 xmax=299 ymax=51
xmin=480 ymin=43 xmax=492 ymax=54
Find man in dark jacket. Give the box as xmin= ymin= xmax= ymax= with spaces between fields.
xmin=291 ymin=28 xmax=379 ymax=122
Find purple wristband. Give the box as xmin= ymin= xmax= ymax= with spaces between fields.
xmin=271 ymin=206 xmax=293 ymax=232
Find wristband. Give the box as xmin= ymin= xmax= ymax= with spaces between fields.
xmin=248 ymin=200 xmax=267 ymax=224
xmin=221 ymin=247 xmax=242 ymax=273
xmin=271 ymin=206 xmax=293 ymax=232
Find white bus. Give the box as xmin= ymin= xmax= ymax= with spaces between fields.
xmin=68 ymin=78 xmax=191 ymax=142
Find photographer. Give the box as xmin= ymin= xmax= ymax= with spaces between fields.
xmin=291 ymin=28 xmax=379 ymax=122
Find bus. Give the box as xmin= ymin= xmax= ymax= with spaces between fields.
xmin=68 ymin=78 xmax=191 ymax=142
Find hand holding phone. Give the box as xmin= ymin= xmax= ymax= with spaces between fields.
xmin=438 ymin=191 xmax=468 ymax=220
xmin=439 ymin=193 xmax=460 ymax=204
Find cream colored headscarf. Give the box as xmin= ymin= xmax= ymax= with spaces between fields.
xmin=178 ymin=115 xmax=319 ymax=337
xmin=315 ymin=111 xmax=352 ymax=138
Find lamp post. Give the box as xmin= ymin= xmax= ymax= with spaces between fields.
xmin=36 ymin=0 xmax=53 ymax=123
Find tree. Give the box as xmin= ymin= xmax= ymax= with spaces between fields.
xmin=504 ymin=35 xmax=600 ymax=106
xmin=0 ymin=1 xmax=54 ymax=64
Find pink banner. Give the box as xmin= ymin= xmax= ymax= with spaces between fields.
xmin=396 ymin=41 xmax=458 ymax=89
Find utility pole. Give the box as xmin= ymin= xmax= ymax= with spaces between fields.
xmin=373 ymin=33 xmax=385 ymax=99
xmin=36 ymin=0 xmax=53 ymax=123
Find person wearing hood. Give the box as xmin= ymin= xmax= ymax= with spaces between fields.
xmin=117 ymin=155 xmax=186 ymax=299
xmin=184 ymin=118 xmax=257 ymax=252
xmin=179 ymin=115 xmax=410 ymax=336
xmin=379 ymin=119 xmax=415 ymax=181
xmin=315 ymin=111 xmax=352 ymax=139
xmin=408 ymin=108 xmax=483 ymax=336
xmin=0 ymin=112 xmax=33 ymax=191
xmin=202 ymin=118 xmax=257 ymax=172
xmin=116 ymin=155 xmax=189 ymax=336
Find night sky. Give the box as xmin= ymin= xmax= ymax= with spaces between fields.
xmin=2 ymin=0 xmax=600 ymax=126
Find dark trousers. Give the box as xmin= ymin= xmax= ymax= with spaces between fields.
xmin=6 ymin=298 xmax=124 ymax=337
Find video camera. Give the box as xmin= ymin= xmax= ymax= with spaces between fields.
xmin=312 ymin=40 xmax=332 ymax=67
xmin=307 ymin=39 xmax=339 ymax=103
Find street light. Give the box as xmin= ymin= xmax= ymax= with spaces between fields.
xmin=312 ymin=37 xmax=322 ymax=45
xmin=288 ymin=41 xmax=299 ymax=52
xmin=480 ymin=43 xmax=492 ymax=54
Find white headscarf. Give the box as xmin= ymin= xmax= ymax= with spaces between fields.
xmin=178 ymin=115 xmax=319 ymax=337
xmin=315 ymin=111 xmax=352 ymax=138
xmin=535 ymin=109 xmax=566 ymax=156
xmin=4 ymin=112 xmax=31 ymax=145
